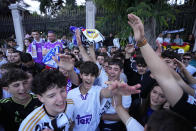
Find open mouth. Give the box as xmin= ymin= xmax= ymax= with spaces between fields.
xmin=85 ymin=81 xmax=91 ymax=84
xmin=18 ymin=92 xmax=28 ymax=96
xmin=56 ymin=103 xmax=65 ymax=109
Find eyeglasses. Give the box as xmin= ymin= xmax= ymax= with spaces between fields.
xmin=74 ymin=51 xmax=79 ymax=54
xmin=183 ymin=58 xmax=191 ymax=61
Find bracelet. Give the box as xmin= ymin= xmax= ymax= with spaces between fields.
xmin=137 ymin=38 xmax=147 ymax=47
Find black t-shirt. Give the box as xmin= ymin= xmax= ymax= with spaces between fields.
xmin=171 ymin=92 xmax=196 ymax=125
xmin=0 ymin=95 xmax=42 ymax=131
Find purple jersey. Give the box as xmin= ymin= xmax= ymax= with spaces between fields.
xmin=44 ymin=41 xmax=63 ymax=50
xmin=28 ymin=39 xmax=45 ymax=64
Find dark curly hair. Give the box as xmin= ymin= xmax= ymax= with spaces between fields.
xmin=1 ymin=69 xmax=28 ymax=87
xmin=80 ymin=61 xmax=99 ymax=77
xmin=108 ymin=58 xmax=123 ymax=70
xmin=31 ymin=69 xmax=67 ymax=95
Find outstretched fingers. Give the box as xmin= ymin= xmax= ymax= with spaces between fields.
xmin=52 ymin=54 xmax=71 ymax=67
xmin=127 ymin=84 xmax=141 ymax=94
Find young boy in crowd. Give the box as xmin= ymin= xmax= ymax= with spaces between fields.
xmin=0 ymin=69 xmax=41 ymax=131
xmin=19 ymin=70 xmax=69 ymax=131
xmin=66 ymin=61 xmax=140 ymax=131
xmin=100 ymin=59 xmax=131 ymax=131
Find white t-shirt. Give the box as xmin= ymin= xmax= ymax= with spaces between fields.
xmin=104 ymin=95 xmax=132 ymax=124
xmin=66 ymin=86 xmax=102 ymax=131
xmin=94 ymin=68 xmax=108 ymax=87
xmin=163 ymin=38 xmax=171 ymax=43
xmin=120 ymin=72 xmax=128 ymax=83
xmin=19 ymin=105 xmax=69 ymax=131
xmin=156 ymin=37 xmax=163 ymax=44
xmin=126 ymin=117 xmax=144 ymax=131
xmin=186 ymin=64 xmax=196 ymax=75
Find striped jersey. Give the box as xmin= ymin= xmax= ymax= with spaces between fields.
xmin=19 ymin=105 xmax=69 ymax=131
xmin=0 ymin=95 xmax=41 ymax=131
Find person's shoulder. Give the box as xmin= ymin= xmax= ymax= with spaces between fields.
xmin=172 ymin=92 xmax=196 ymax=111
xmin=67 ymin=87 xmax=80 ymax=97
xmin=19 ymin=105 xmax=45 ymax=131
xmin=187 ymin=64 xmax=196 ymax=69
xmin=24 ymin=105 xmax=44 ymax=119
xmin=30 ymin=94 xmax=42 ymax=104
xmin=92 ymin=85 xmax=103 ymax=91
xmin=0 ymin=97 xmax=12 ymax=104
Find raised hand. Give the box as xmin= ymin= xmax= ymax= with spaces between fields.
xmin=128 ymin=14 xmax=145 ymax=43
xmin=173 ymin=58 xmax=186 ymax=71
xmin=53 ymin=54 xmax=74 ymax=71
xmin=75 ymin=29 xmax=82 ymax=46
xmin=106 ymin=80 xmax=141 ymax=96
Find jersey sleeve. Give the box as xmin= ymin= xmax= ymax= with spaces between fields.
xmin=66 ymin=91 xmax=75 ymax=122
xmin=122 ymin=95 xmax=132 ymax=109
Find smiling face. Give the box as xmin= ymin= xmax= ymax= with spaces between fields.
xmin=80 ymin=73 xmax=96 ymax=91
xmin=8 ymin=80 xmax=30 ymax=102
xmin=107 ymin=64 xmax=122 ymax=81
xmin=150 ymin=86 xmax=166 ymax=108
xmin=38 ymin=86 xmax=67 ymax=116
xmin=48 ymin=33 xmax=56 ymax=42
xmin=136 ymin=64 xmax=147 ymax=75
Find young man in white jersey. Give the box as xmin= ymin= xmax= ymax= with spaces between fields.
xmin=100 ymin=59 xmax=132 ymax=131
xmin=66 ymin=61 xmax=141 ymax=131
xmin=19 ymin=70 xmax=70 ymax=131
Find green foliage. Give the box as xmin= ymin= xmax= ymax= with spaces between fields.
xmin=94 ymin=0 xmax=179 ymax=46
xmin=66 ymin=0 xmax=77 ymax=9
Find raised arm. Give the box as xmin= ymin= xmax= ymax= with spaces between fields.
xmin=75 ymin=29 xmax=92 ymax=61
xmin=169 ymin=67 xmax=195 ymax=97
xmin=112 ymin=95 xmax=144 ymax=131
xmin=127 ymin=13 xmax=183 ymax=107
xmin=53 ymin=54 xmax=80 ymax=85
xmin=88 ymin=44 xmax=97 ymax=63
xmin=174 ymin=58 xmax=196 ymax=84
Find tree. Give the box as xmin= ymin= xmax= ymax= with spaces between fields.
xmin=94 ymin=0 xmax=178 ymax=48
xmin=38 ymin=0 xmax=64 ymax=15
xmin=66 ymin=0 xmax=77 ymax=9
xmin=37 ymin=0 xmax=77 ymax=15
xmin=0 ymin=0 xmax=29 ymax=16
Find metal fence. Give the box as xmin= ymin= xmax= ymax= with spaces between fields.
xmin=22 ymin=9 xmax=86 ymax=37
xmin=0 ymin=5 xmax=195 ymax=41
xmin=0 ymin=9 xmax=86 ymax=40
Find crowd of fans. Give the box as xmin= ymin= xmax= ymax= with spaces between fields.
xmin=0 ymin=13 xmax=195 ymax=131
